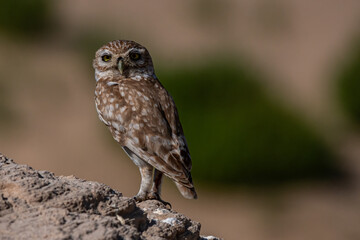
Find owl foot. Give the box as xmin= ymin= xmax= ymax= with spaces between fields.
xmin=132 ymin=193 xmax=172 ymax=209
xmin=147 ymin=192 xmax=172 ymax=209
xmin=133 ymin=194 xmax=147 ymax=202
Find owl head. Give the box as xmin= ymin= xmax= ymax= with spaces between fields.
xmin=93 ymin=40 xmax=155 ymax=81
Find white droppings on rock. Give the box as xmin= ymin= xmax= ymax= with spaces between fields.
xmin=200 ymin=236 xmax=219 ymax=240
xmin=153 ymin=208 xmax=170 ymax=215
xmin=161 ymin=217 xmax=181 ymax=226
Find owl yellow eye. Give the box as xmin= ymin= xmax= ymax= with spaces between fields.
xmin=101 ymin=55 xmax=112 ymax=62
xmin=129 ymin=52 xmax=140 ymax=61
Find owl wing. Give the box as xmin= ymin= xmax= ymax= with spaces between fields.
xmin=158 ymin=88 xmax=192 ymax=172
xmin=122 ymin=83 xmax=193 ymax=188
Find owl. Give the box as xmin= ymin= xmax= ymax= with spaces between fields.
xmin=93 ymin=40 xmax=197 ymax=204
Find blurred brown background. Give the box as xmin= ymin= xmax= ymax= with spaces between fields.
xmin=1 ymin=0 xmax=360 ymax=239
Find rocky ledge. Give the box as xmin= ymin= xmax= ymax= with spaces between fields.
xmin=0 ymin=153 xmax=220 ymax=240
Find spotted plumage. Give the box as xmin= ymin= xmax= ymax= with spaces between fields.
xmin=93 ymin=40 xmax=197 ymax=203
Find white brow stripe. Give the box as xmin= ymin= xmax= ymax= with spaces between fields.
xmin=124 ymin=48 xmax=145 ymax=56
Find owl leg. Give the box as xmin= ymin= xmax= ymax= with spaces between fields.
xmin=134 ymin=166 xmax=153 ymax=202
xmin=149 ymin=169 xmax=163 ymax=197
xmin=122 ymin=146 xmax=154 ymax=202
xmin=148 ymin=169 xmax=172 ymax=208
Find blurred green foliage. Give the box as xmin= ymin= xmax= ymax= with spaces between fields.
xmin=0 ymin=0 xmax=50 ymax=35
xmin=158 ymin=61 xmax=340 ymax=185
xmin=337 ymin=40 xmax=360 ymax=125
xmin=75 ymin=31 xmax=122 ymax=65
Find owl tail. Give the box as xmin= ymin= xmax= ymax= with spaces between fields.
xmin=175 ymin=181 xmax=198 ymax=199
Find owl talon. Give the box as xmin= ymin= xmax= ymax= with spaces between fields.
xmin=147 ymin=192 xmax=172 ymax=209
xmin=133 ymin=194 xmax=146 ymax=202
xmin=161 ymin=200 xmax=172 ymax=209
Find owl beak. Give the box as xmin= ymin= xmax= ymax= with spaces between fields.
xmin=117 ymin=59 xmax=123 ymax=75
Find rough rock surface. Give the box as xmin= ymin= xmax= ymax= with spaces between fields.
xmin=0 ymin=153 xmax=220 ymax=240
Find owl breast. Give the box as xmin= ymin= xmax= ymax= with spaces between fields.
xmin=95 ymin=78 xmax=163 ymax=146
xmin=95 ymin=80 xmax=126 ymax=143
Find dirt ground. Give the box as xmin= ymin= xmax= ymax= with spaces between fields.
xmin=1 ymin=155 xmax=207 ymax=240
xmin=1 ymin=1 xmax=360 ymax=239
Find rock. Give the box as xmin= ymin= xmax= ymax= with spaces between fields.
xmin=0 ymin=153 xmax=221 ymax=240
